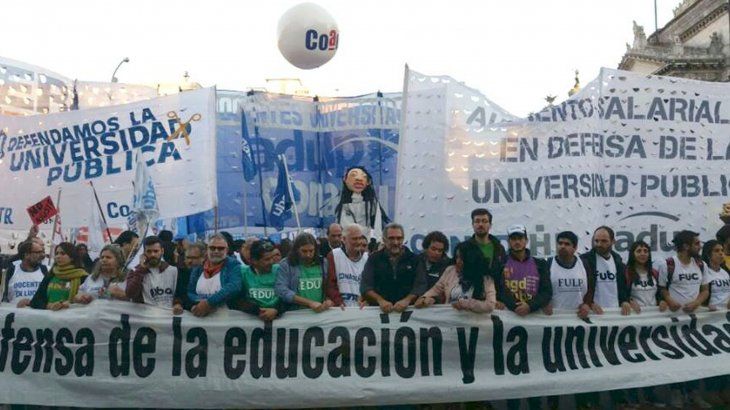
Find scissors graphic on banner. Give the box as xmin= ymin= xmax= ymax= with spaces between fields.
xmin=166 ymin=111 xmax=202 ymax=146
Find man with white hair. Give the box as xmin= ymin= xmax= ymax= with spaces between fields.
xmin=326 ymin=224 xmax=369 ymax=307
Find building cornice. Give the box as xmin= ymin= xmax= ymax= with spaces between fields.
xmin=679 ymin=3 xmax=728 ymax=41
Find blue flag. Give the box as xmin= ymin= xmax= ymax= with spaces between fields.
xmin=240 ymin=112 xmax=257 ymax=181
xmin=269 ymin=155 xmax=299 ymax=230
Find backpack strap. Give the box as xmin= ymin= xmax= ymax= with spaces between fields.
xmin=694 ymin=257 xmax=705 ymax=274
xmin=666 ymin=257 xmax=675 ymax=287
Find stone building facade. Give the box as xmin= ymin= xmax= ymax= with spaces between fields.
xmin=618 ymin=0 xmax=730 ymax=81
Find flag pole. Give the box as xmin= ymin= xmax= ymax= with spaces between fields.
xmin=89 ymin=180 xmax=113 ymax=242
xmin=280 ymin=154 xmax=302 ymax=233
xmin=248 ymin=90 xmax=269 ymax=237
xmin=214 ymin=206 xmax=219 ymax=233
xmin=50 ymin=187 xmax=62 ymax=246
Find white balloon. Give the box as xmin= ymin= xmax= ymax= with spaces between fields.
xmin=277 ymin=3 xmax=339 ymax=70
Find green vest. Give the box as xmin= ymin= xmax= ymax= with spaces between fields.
xmin=241 ymin=264 xmax=280 ymax=308
xmin=297 ymin=264 xmax=323 ymax=303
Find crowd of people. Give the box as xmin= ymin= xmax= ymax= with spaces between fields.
xmin=1 ymin=209 xmax=730 ymax=410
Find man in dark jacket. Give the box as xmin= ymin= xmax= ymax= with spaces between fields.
xmin=580 ymin=226 xmax=629 ymax=314
xmin=417 ymin=231 xmax=451 ymax=289
xmin=361 ymin=223 xmax=427 ymax=313
xmin=467 ymin=208 xmax=506 ymax=275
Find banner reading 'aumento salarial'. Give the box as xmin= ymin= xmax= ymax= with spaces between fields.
xmin=0 ymin=302 xmax=728 ymax=408
xmin=397 ymin=68 xmax=730 ymax=258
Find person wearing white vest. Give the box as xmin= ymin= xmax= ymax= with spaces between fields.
xmin=545 ymin=231 xmax=594 ymax=317
xmin=123 ymin=236 xmax=182 ymax=315
xmin=580 ymin=226 xmax=629 ymax=315
xmin=326 ymin=224 xmax=369 ymax=307
xmin=656 ymin=230 xmax=711 ymax=409
xmin=544 ymin=231 xmax=597 ymax=410
xmin=698 ymin=239 xmax=730 ymax=406
xmin=2 ymin=240 xmax=47 ymax=307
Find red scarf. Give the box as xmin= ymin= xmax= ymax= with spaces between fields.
xmin=203 ymin=260 xmax=225 ymax=279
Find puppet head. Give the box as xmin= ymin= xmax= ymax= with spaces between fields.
xmin=334 ymin=166 xmax=390 ymax=231
xmin=344 ymin=167 xmax=370 ymax=194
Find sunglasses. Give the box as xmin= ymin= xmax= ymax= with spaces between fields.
xmin=208 ymin=246 xmax=227 ymax=252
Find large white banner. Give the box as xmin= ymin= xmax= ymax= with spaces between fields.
xmin=397 ymin=68 xmax=730 ymax=257
xmin=0 ymin=88 xmax=217 ymax=229
xmin=0 ymin=302 xmax=729 ymax=408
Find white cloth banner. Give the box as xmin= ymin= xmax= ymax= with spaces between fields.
xmin=0 ymin=302 xmax=729 ymax=408
xmin=0 ymin=87 xmax=217 ymax=229
xmin=397 ymin=68 xmax=730 ymax=258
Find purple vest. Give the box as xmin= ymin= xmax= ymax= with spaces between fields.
xmin=503 ymin=256 xmax=540 ymax=302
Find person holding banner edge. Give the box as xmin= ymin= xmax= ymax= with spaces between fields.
xmin=123 ymin=236 xmax=183 ymax=314
xmin=702 ymin=239 xmax=730 ymax=311
xmin=715 ymin=223 xmax=730 ymax=268
xmin=579 ymin=226 xmax=631 ymax=408
xmin=414 ymin=240 xmax=496 ymax=313
xmin=581 ymin=226 xmax=629 ymax=315
xmin=543 ymin=231 xmax=594 ymax=319
xmin=497 ymin=224 xmax=552 ymax=317
xmin=187 ymin=234 xmax=243 ymax=317
xmin=497 ymin=224 xmax=550 ymax=410
xmin=619 ymin=240 xmax=668 ymax=408
xmin=700 ymin=239 xmax=730 ymax=405
xmin=544 ymin=231 xmax=596 ymax=410
xmin=275 ymin=232 xmax=334 ymax=313
xmin=29 ymin=242 xmax=88 ymax=311
xmin=656 ymin=230 xmax=711 ymax=409
xmin=361 ymin=223 xmax=427 ymax=313
xmin=2 ymin=239 xmax=48 ymax=307
xmin=75 ymin=244 xmax=128 ymax=302
xmin=326 ymin=224 xmax=369 ymax=308
xmin=236 ymin=239 xmax=284 ymax=321
xmin=417 ymin=231 xmax=451 ymax=290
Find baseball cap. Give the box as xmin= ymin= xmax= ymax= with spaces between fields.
xmin=507 ymin=224 xmax=527 ymax=237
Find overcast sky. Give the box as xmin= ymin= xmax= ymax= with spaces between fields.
xmin=3 ymin=0 xmax=678 ymax=116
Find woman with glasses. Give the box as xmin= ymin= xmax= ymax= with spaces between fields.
xmin=275 ymin=233 xmax=333 ymax=313
xmin=30 ymin=242 xmax=88 ymax=311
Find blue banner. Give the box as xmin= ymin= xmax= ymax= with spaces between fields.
xmin=200 ymin=90 xmax=400 ymax=234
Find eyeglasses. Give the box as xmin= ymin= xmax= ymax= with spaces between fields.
xmin=208 ymin=246 xmax=227 ymax=252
